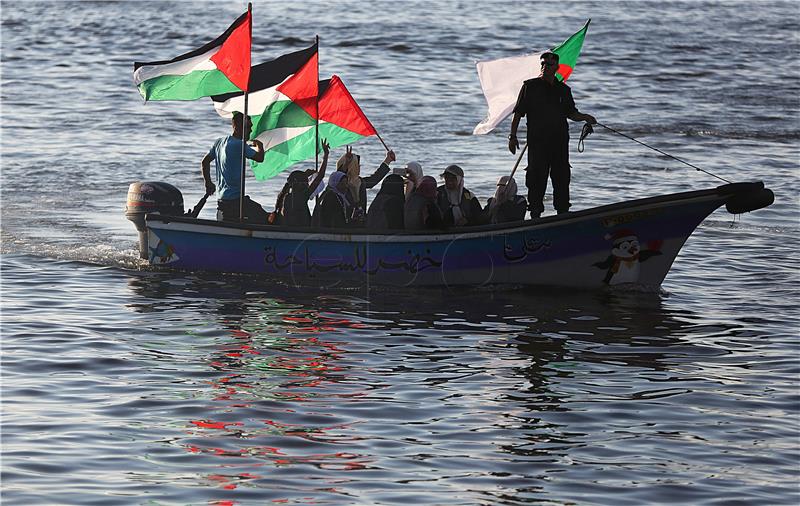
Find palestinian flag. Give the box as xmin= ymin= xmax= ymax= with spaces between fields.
xmin=213 ymin=46 xmax=377 ymax=180
xmin=552 ymin=19 xmax=590 ymax=82
xmin=133 ymin=10 xmax=251 ymax=101
xmin=249 ymin=74 xmax=378 ymax=180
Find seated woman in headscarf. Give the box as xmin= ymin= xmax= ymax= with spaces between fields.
xmin=273 ymin=140 xmax=330 ymax=227
xmin=435 ymin=164 xmax=483 ymax=227
xmin=403 ymin=161 xmax=424 ymax=201
xmin=315 ymin=171 xmax=355 ymax=228
xmin=337 ymin=146 xmax=396 ymax=218
xmin=485 ymin=175 xmax=528 ymax=224
xmin=404 ymin=176 xmax=444 ymax=231
xmin=367 ymin=174 xmax=405 ymax=230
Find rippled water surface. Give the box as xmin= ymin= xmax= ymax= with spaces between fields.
xmin=2 ymin=1 xmax=799 ymax=504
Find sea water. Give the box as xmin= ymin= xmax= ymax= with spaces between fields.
xmin=2 ymin=1 xmax=799 ymax=504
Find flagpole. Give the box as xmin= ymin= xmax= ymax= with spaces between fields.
xmin=314 ymin=34 xmax=320 ymax=175
xmin=374 ymin=131 xmax=390 ymax=152
xmin=239 ymin=2 xmax=253 ymax=223
xmin=508 ymin=142 xmax=528 ymax=180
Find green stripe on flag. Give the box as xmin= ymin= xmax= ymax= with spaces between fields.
xmin=251 ymin=100 xmax=316 ymax=136
xmin=553 ymin=20 xmax=590 ymax=82
xmin=251 ymin=123 xmax=368 ymax=181
xmin=137 ymin=70 xmax=240 ymax=101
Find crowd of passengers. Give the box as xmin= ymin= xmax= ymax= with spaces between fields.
xmin=269 ymin=143 xmax=528 ymax=231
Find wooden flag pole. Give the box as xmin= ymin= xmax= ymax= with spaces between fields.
xmin=375 ymin=131 xmax=390 ymax=152
xmin=508 ymin=142 xmax=528 ymax=181
xmin=314 ymin=35 xmax=320 ymax=175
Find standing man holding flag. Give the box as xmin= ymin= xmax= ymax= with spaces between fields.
xmin=508 ymin=51 xmax=596 ymax=218
xmin=472 ymin=20 xmax=596 ymax=219
xmin=133 ymin=6 xmax=256 ymax=221
xmin=202 ymin=111 xmax=268 ymax=222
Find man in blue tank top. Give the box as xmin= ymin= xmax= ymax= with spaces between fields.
xmin=201 ymin=112 xmax=268 ymax=223
xmin=508 ymin=52 xmax=596 ymax=219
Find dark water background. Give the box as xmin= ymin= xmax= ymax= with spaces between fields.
xmin=2 ymin=1 xmax=799 ymax=504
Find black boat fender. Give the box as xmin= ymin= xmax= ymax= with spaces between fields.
xmin=726 ymin=187 xmax=775 ymax=214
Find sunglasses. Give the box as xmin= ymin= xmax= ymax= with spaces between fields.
xmin=541 ymin=60 xmax=558 ymax=67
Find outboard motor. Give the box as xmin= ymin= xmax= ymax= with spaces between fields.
xmin=125 ymin=182 xmax=184 ymax=259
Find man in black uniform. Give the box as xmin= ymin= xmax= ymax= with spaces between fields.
xmin=508 ymin=51 xmax=596 ymax=218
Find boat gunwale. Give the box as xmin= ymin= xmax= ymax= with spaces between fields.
xmin=145 ymin=182 xmax=761 ymax=241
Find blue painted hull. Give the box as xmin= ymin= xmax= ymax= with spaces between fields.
xmin=143 ymin=183 xmax=764 ymax=288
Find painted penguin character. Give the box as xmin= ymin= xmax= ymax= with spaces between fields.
xmin=593 ymin=229 xmax=662 ymax=285
xmin=149 ymin=239 xmax=176 ymax=264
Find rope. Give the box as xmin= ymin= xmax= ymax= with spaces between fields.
xmin=595 ymin=121 xmax=732 ymax=184
xmin=578 ymin=122 xmax=593 ymax=153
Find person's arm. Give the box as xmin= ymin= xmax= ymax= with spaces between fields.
xmin=508 ymin=83 xmax=527 ymax=154
xmin=308 ymin=139 xmax=330 ymax=195
xmin=568 ymin=110 xmax=597 ymax=124
xmin=201 ymin=153 xmax=216 ymax=196
xmin=564 ymin=87 xmax=596 ymax=124
xmin=362 ymin=150 xmax=395 ymax=189
xmin=508 ymin=111 xmax=522 ymax=154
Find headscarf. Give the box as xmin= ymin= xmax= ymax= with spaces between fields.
xmin=443 ymin=169 xmax=465 ymax=224
xmin=276 ymin=170 xmax=309 ymax=214
xmin=378 ymin=174 xmax=405 ymax=198
xmin=337 ymin=152 xmax=361 ymax=203
xmin=489 ymin=175 xmax=518 ymax=222
xmin=404 ymin=161 xmax=424 ymax=201
xmin=417 ymin=176 xmax=438 ymax=200
xmin=326 ymin=171 xmax=350 ymax=202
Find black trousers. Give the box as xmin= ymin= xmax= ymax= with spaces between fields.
xmin=217 ymin=196 xmax=269 ymax=223
xmin=526 ymin=136 xmax=571 ymax=215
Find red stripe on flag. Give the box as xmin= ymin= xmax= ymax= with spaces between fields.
xmin=209 ymin=11 xmax=251 ymax=91
xmin=557 ymin=64 xmax=574 ymax=81
xmin=319 ymin=75 xmax=377 ymax=137
xmin=276 ymin=51 xmax=319 ymax=118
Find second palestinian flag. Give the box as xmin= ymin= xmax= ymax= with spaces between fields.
xmin=213 ymin=44 xmax=376 ymax=180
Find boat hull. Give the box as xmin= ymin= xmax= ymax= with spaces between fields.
xmin=143 ymin=183 xmax=765 ymax=288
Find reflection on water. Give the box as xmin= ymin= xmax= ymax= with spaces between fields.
xmin=2 ymin=256 xmax=796 ymax=504
xmin=115 ymin=271 xmax=760 ymax=503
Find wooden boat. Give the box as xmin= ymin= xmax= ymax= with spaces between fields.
xmin=125 ymin=181 xmax=773 ymax=288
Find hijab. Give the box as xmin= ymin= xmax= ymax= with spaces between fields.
xmin=337 ymin=152 xmax=361 ymax=202
xmin=489 ymin=175 xmax=518 ymax=222
xmin=404 ymin=161 xmax=424 ymax=201
xmin=417 ymin=176 xmax=438 ymax=200
xmin=276 ymin=170 xmax=309 ymax=214
xmin=378 ymin=174 xmax=405 ymax=198
xmin=326 ymin=171 xmax=350 ymax=203
xmin=444 ymin=173 xmax=465 ymax=224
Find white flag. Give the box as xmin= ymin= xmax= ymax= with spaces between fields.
xmin=473 ymin=52 xmax=542 ymax=135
